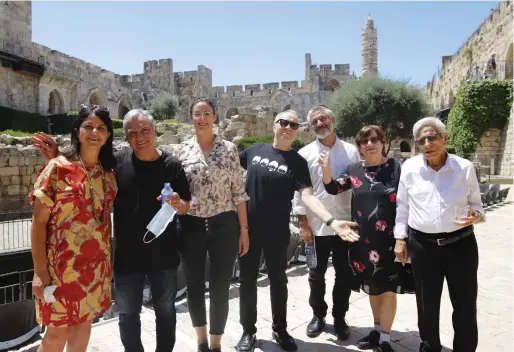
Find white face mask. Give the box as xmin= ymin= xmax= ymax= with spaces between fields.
xmin=143 ymin=203 xmax=177 ymax=244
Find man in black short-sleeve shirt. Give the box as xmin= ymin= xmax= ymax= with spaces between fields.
xmin=236 ymin=110 xmax=359 ymax=352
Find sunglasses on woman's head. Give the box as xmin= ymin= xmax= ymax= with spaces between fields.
xmin=416 ymin=134 xmax=442 ymax=146
xmin=80 ymin=104 xmax=109 ymax=113
xmin=359 ymin=136 xmax=380 ymax=145
xmin=276 ymin=119 xmax=300 ymax=130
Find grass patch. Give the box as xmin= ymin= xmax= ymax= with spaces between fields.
xmin=0 ymin=130 xmax=33 ymax=137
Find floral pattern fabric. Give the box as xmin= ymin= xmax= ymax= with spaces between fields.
xmin=169 ymin=135 xmax=249 ymax=218
xmin=29 ymin=156 xmax=118 ymax=327
xmin=325 ymin=158 xmax=414 ymax=295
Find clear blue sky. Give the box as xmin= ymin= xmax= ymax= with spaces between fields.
xmin=32 ymin=1 xmax=499 ymax=88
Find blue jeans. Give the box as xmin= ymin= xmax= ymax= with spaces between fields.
xmin=114 ymin=268 xmax=178 ymax=352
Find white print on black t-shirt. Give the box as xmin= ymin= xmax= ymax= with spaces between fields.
xmin=252 ymin=155 xmax=288 ymax=175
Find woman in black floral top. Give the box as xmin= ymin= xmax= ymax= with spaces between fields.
xmin=321 ymin=125 xmax=413 ymax=352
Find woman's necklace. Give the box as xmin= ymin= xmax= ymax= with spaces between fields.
xmin=79 ymin=156 xmax=107 ymax=225
xmin=363 ymin=157 xmax=387 ymax=188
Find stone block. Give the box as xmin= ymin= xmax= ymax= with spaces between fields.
xmin=22 ymin=175 xmax=32 ymax=186
xmin=8 ymin=157 xmax=19 ymax=167
xmin=0 ymin=156 xmax=8 ymax=167
xmin=0 ymin=134 xmax=14 ymax=145
xmin=25 ymin=155 xmax=38 ymax=166
xmin=20 ymin=185 xmax=29 ymax=195
xmin=0 ymin=167 xmax=19 ymax=177
xmin=156 ymin=133 xmax=181 ymax=145
xmin=228 ymin=122 xmax=246 ymax=130
xmin=0 ymin=176 xmax=10 ymax=186
xmin=6 ymin=146 xmax=19 ymax=156
xmin=10 ymin=176 xmax=20 ymax=185
xmin=6 ymin=185 xmax=20 ymax=196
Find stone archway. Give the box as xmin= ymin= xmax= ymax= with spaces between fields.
xmin=399 ymin=140 xmax=411 ymax=153
xmin=326 ymin=79 xmax=340 ymax=91
xmin=88 ymin=89 xmax=106 ymax=106
xmin=505 ymin=43 xmax=513 ymax=80
xmin=48 ymin=89 xmax=64 ymax=114
xmin=117 ymin=95 xmax=132 ymax=119
xmin=226 ymin=108 xmax=239 ymax=119
xmin=269 ymin=89 xmax=292 ymax=106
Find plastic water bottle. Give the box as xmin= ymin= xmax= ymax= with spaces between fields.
xmin=305 ymin=241 xmax=317 ymax=269
xmin=161 ymin=183 xmax=173 ymax=205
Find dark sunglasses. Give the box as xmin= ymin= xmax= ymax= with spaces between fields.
xmin=416 ymin=133 xmax=442 ymax=145
xmin=276 ymin=119 xmax=300 ymax=130
xmin=359 ymin=136 xmax=380 ymax=145
xmin=80 ymin=104 xmax=109 ymax=113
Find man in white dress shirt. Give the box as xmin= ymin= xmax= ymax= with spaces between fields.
xmin=293 ymin=106 xmax=360 ymax=340
xmin=394 ymin=117 xmax=485 ymax=352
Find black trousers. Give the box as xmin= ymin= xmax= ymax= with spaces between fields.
xmin=239 ymin=223 xmax=290 ymax=334
xmin=308 ymin=235 xmax=352 ymax=320
xmin=178 ymin=211 xmax=239 ymax=335
xmin=408 ymin=228 xmax=479 ymax=352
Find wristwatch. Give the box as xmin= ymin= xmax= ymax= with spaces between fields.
xmin=326 ymin=217 xmax=335 ymax=227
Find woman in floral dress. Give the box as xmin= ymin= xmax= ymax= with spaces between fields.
xmin=321 ymin=125 xmax=413 ymax=352
xmin=30 ymin=105 xmax=117 ymax=352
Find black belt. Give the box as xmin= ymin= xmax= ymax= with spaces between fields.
xmin=409 ymin=225 xmax=474 ymax=246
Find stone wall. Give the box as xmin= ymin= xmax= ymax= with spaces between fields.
xmin=428 ymin=0 xmax=513 ymax=110
xmin=0 ymin=67 xmax=40 ymax=112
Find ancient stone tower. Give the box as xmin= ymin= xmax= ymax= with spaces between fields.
xmin=361 ymin=16 xmax=378 ymax=77
xmin=0 ymin=1 xmax=32 ymax=44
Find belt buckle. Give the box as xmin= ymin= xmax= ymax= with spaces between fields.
xmin=437 ymin=238 xmax=447 ymax=246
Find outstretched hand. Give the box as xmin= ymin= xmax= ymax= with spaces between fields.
xmin=32 ymin=132 xmax=57 ymax=161
xmin=330 ymin=220 xmax=360 ymax=242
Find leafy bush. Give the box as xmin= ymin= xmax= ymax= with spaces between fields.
xmin=113 ymin=128 xmax=125 ymax=138
xmin=147 ymin=92 xmax=179 ymax=121
xmin=447 ymin=80 xmax=513 ymax=157
xmin=112 ymin=118 xmax=123 ymax=129
xmin=162 ymin=119 xmax=180 ymax=124
xmin=0 ymin=106 xmax=78 ymax=134
xmin=235 ymin=135 xmax=305 ymax=152
xmin=329 ymin=76 xmax=431 ymax=154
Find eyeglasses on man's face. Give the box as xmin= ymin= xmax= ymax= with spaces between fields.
xmin=416 ymin=133 xmax=443 ymax=146
xmin=276 ymin=119 xmax=300 ymax=130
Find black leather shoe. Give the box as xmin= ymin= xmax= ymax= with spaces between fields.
xmin=334 ymin=318 xmax=350 ymax=340
xmin=198 ymin=342 xmax=211 ymax=352
xmin=419 ymin=342 xmax=442 ymax=352
xmin=357 ymin=330 xmax=380 ymax=349
xmin=211 ymin=349 xmax=221 ymax=352
xmin=236 ymin=332 xmax=256 ymax=352
xmin=306 ymin=316 xmax=326 ymax=338
xmin=272 ymin=330 xmax=298 ymax=351
xmin=376 ymin=342 xmax=395 ymax=352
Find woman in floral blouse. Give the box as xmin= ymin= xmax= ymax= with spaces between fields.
xmin=173 ymin=98 xmax=249 ymax=352
xmin=30 ymin=105 xmax=117 ymax=352
xmin=321 ymin=125 xmax=413 ymax=352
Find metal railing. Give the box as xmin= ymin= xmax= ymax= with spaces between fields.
xmin=0 ymin=270 xmax=33 ymax=305
xmin=0 ymin=210 xmax=33 ymax=255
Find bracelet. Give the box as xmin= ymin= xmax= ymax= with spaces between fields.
xmin=240 ymin=226 xmax=249 ymax=230
xmin=326 ymin=217 xmax=335 ymax=227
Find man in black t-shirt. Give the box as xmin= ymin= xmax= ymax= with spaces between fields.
xmin=33 ymin=109 xmax=191 ymax=352
xmin=236 ymin=110 xmax=359 ymax=352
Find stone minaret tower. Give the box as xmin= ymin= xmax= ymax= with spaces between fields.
xmin=361 ymin=16 xmax=378 ymax=77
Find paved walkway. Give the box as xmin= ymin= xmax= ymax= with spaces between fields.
xmin=11 ymin=201 xmax=513 ymax=352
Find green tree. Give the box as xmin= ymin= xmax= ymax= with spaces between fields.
xmin=329 ymin=76 xmax=431 ymax=154
xmin=147 ymin=92 xmax=179 ymax=121
xmin=447 ymin=80 xmax=513 ymax=157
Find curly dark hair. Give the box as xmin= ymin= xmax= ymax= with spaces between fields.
xmin=63 ymin=104 xmax=117 ymax=170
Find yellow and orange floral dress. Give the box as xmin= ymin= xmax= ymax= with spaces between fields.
xmin=29 ymin=155 xmax=118 ymax=327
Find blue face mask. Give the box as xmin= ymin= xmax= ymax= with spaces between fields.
xmin=143 ymin=203 xmax=177 ymax=244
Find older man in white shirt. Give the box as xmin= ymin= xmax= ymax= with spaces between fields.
xmin=293 ymin=106 xmax=360 ymax=340
xmin=394 ymin=117 xmax=484 ymax=352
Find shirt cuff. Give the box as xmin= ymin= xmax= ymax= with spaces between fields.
xmin=292 ymin=205 xmax=307 ymax=215
xmin=393 ymin=223 xmax=408 ymax=239
xmin=233 ymin=193 xmax=250 ymax=206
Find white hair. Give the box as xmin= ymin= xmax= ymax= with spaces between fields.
xmin=412 ymin=117 xmax=447 ymax=138
xmin=306 ymin=105 xmax=336 ymax=123
xmin=122 ymin=109 xmax=156 ymax=136
xmin=274 ymin=110 xmax=299 ymax=123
